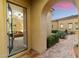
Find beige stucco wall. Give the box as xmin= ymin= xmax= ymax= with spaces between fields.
xmin=0 ymin=0 xmax=8 ymax=58
xmin=30 ymin=0 xmax=48 ymax=53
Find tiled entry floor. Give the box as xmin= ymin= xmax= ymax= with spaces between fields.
xmin=37 ymin=35 xmax=78 ymax=58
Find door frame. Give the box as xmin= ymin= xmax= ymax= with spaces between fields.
xmin=7 ymin=1 xmax=28 ymax=57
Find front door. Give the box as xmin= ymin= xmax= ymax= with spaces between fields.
xmin=7 ymin=3 xmax=28 ymax=56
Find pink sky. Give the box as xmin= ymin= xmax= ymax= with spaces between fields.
xmin=52 ymin=1 xmax=78 ymax=20
xmin=53 ymin=1 xmax=76 ymax=10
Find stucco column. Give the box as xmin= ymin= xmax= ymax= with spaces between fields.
xmin=31 ymin=0 xmax=48 ymax=53
xmin=30 ymin=0 xmax=59 ymax=53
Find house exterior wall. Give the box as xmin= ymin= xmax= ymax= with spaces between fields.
xmin=52 ymin=16 xmax=79 ymax=34
xmin=0 ymin=0 xmax=79 ymax=58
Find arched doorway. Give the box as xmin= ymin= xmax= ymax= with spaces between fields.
xmin=30 ymin=0 xmax=79 ymax=54
xmin=40 ymin=0 xmax=79 ymax=53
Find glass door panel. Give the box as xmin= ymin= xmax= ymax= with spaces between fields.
xmin=7 ymin=3 xmax=27 ymax=56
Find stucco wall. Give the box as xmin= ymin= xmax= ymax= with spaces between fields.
xmin=0 ymin=0 xmax=8 ymax=58
xmin=30 ymin=0 xmax=48 ymax=53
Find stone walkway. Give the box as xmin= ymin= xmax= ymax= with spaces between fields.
xmin=37 ymin=34 xmax=78 ymax=58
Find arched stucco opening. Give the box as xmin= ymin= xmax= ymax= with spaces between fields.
xmin=30 ymin=0 xmax=79 ymax=54
xmin=40 ymin=0 xmax=61 ymax=52
xmin=30 ymin=0 xmax=60 ymax=53
xmin=41 ymin=0 xmax=79 ymax=51
xmin=41 ymin=0 xmax=63 ymax=51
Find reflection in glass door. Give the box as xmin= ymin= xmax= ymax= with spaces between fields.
xmin=7 ymin=3 xmax=27 ymax=56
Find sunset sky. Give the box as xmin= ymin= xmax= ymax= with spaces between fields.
xmin=52 ymin=1 xmax=78 ymax=20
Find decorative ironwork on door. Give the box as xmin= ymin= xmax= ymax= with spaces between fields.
xmin=7 ymin=4 xmax=14 ymax=54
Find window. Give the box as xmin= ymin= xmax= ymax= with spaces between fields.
xmin=68 ymin=23 xmax=73 ymax=30
xmin=75 ymin=23 xmax=79 ymax=30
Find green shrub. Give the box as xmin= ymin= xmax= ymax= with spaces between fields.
xmin=55 ymin=31 xmax=61 ymax=38
xmin=51 ymin=30 xmax=59 ymax=33
xmin=52 ymin=34 xmax=59 ymax=43
xmin=47 ymin=34 xmax=59 ymax=48
xmin=47 ymin=31 xmax=66 ymax=48
xmin=47 ymin=35 xmax=55 ymax=48
xmin=56 ymin=31 xmax=66 ymax=39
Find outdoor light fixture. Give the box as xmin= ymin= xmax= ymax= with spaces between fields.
xmin=51 ymin=8 xmax=55 ymax=11
xmin=50 ymin=8 xmax=55 ymax=12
